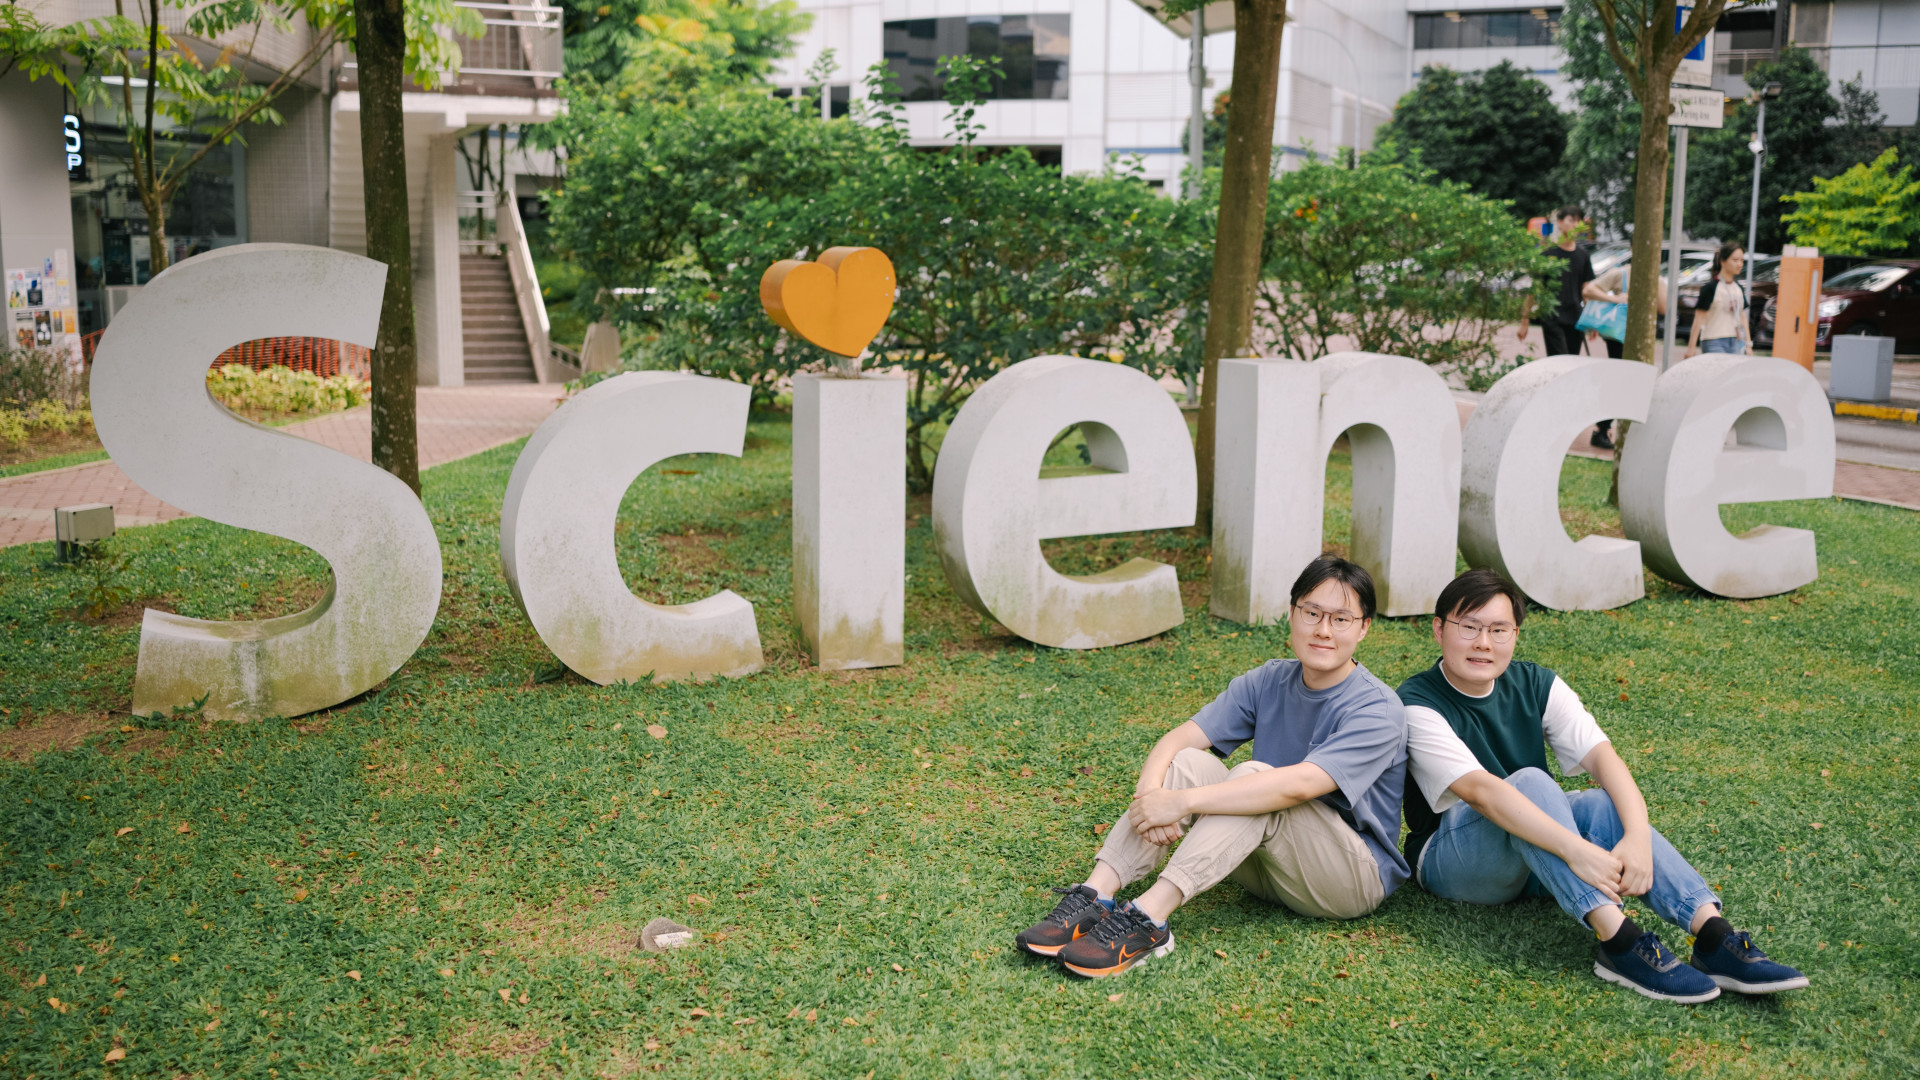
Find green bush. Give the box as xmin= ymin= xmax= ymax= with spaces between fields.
xmin=0 ymin=398 xmax=93 ymax=449
xmin=1781 ymin=147 xmax=1920 ymax=256
xmin=204 ymin=364 xmax=370 ymax=416
xmin=1257 ymin=154 xmax=1560 ymax=389
xmin=0 ymin=343 xmax=82 ymax=407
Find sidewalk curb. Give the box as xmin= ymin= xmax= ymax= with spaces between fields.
xmin=1834 ymin=400 xmax=1920 ymax=424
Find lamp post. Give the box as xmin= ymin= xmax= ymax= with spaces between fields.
xmin=1745 ymin=81 xmax=1783 ymax=293
xmin=1188 ymin=6 xmax=1205 ymax=199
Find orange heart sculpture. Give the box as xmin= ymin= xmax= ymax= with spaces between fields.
xmin=759 ymin=247 xmax=895 ymax=359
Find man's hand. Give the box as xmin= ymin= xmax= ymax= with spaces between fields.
xmin=1515 ymin=321 xmax=1529 ymax=342
xmin=1128 ymin=787 xmax=1189 ymax=834
xmin=1613 ymin=831 xmax=1654 ymax=896
xmin=1565 ymin=840 xmax=1625 ymax=903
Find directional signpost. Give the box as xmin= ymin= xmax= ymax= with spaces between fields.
xmin=1663 ymin=6 xmax=1723 ymax=371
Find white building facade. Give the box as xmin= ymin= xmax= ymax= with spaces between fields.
xmin=768 ymin=0 xmax=1920 ymax=185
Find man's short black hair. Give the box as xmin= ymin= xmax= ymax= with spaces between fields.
xmin=1435 ymin=569 xmax=1527 ymax=627
xmin=1289 ymin=554 xmax=1377 ymax=621
xmin=1554 ymin=205 xmax=1585 ymax=221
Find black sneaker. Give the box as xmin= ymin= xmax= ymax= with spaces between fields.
xmin=1590 ymin=429 xmax=1615 ymax=450
xmin=1058 ymin=902 xmax=1174 ymax=978
xmin=1014 ymin=885 xmax=1111 ymax=958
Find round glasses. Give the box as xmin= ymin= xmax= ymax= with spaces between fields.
xmin=1444 ymin=617 xmax=1517 ymax=644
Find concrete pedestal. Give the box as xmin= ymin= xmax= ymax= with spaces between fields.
xmin=1831 ymin=335 xmax=1895 ymax=402
xmin=791 ymin=373 xmax=906 ymax=669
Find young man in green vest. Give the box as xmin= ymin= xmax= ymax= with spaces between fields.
xmin=1400 ymin=569 xmax=1808 ymax=1004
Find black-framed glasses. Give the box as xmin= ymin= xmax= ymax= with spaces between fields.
xmin=1292 ymin=603 xmax=1362 ymax=632
xmin=1444 ymin=617 xmax=1517 ymax=644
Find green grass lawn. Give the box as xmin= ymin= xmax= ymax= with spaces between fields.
xmin=2 ymin=414 xmax=1916 ymax=1078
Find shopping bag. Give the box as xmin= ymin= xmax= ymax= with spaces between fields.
xmin=1576 ymin=300 xmax=1628 ymax=343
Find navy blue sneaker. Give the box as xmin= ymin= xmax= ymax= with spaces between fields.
xmin=1690 ymin=931 xmax=1809 ymax=994
xmin=1593 ymin=932 xmax=1721 ymax=1004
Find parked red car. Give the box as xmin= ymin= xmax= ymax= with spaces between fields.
xmin=1761 ymin=260 xmax=1920 ymax=352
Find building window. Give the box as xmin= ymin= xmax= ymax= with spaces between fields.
xmin=882 ymin=16 xmax=1070 ymax=101
xmin=1413 ymin=8 xmax=1561 ymax=49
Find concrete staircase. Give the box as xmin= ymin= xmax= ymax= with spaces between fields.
xmin=460 ymin=254 xmax=537 ymax=383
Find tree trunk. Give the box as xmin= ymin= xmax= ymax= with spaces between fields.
xmin=1193 ymin=0 xmax=1287 ymax=530
xmin=1622 ymin=82 xmax=1672 ymax=366
xmin=353 ymin=0 xmax=422 ymax=494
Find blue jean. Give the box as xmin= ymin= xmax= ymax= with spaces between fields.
xmin=1419 ymin=768 xmax=1721 ymax=931
xmin=1700 ymin=337 xmax=1746 ymax=354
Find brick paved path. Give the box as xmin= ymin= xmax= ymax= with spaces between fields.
xmin=0 ymin=384 xmax=562 ymax=549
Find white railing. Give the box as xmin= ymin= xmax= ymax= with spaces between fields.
xmin=340 ymin=0 xmax=561 ymax=92
xmin=497 ymin=189 xmax=555 ymax=383
xmin=457 ymin=190 xmax=499 ymax=255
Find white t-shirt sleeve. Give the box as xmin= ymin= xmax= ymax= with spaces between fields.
xmin=1404 ymin=705 xmax=1483 ymax=814
xmin=1543 ymin=676 xmax=1611 ymax=775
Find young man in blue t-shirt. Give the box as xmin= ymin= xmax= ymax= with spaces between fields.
xmin=1401 ymin=569 xmax=1808 ymax=1004
xmin=1015 ymin=555 xmax=1410 ymax=978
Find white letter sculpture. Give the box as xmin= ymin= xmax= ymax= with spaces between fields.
xmin=1460 ymin=356 xmax=1655 ymax=610
xmin=1211 ymin=358 xmax=1322 ymax=624
xmin=1620 ymin=355 xmax=1835 ymax=598
xmin=933 ymin=356 xmax=1196 ymax=648
xmin=792 ymin=373 xmax=905 ymax=669
xmin=1316 ymin=353 xmax=1462 ymax=617
xmin=500 ymin=372 xmax=763 ymax=683
xmin=90 ymin=244 xmax=443 ymax=721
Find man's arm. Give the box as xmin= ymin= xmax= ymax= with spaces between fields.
xmin=1581 ymin=742 xmax=1654 ymax=896
xmin=1130 ymin=759 xmax=1336 ymax=834
xmin=1449 ymin=770 xmax=1624 ymax=902
xmin=1129 ymin=721 xmax=1214 ymax=844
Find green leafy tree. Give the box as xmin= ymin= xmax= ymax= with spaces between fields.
xmin=1557 ymin=0 xmax=1643 ymax=234
xmin=559 ymin=0 xmax=809 ymax=91
xmin=563 ymin=58 xmax=1210 ymax=490
xmin=1257 ymin=155 xmax=1559 ymax=388
xmin=1372 ymin=61 xmax=1569 ymax=217
xmin=1680 ymin=49 xmax=1851 ymax=253
xmin=1780 ymin=148 xmax=1920 ymax=256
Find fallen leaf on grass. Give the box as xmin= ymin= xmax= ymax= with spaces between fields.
xmin=687 ymin=894 xmax=710 ymax=908
xmin=519 ymin=992 xmax=529 ymax=1004
xmin=439 ymin=968 xmax=455 ymax=978
xmin=1092 ymin=824 xmax=1109 ymax=835
xmin=787 ymin=1006 xmax=801 ymax=1019
xmin=291 ymin=888 xmax=308 ymax=902
xmin=364 ymin=764 xmax=378 ymax=771
xmin=103 ymin=1047 xmax=125 ymax=1062
xmin=1810 ymin=822 xmax=1824 ymax=830
xmin=74 ymin=965 xmax=83 ymax=975
xmin=175 ymin=823 xmax=192 ymax=834
xmin=1302 ymin=997 xmax=1323 ymax=1004
xmin=498 ymin=988 xmax=511 ymax=1003
xmin=47 ymin=997 xmax=65 ymax=1011
xmin=115 ymin=827 xmax=134 ymax=837
xmin=119 ymin=725 xmax=134 ymax=733
xmin=689 ymin=1008 xmax=710 ymax=1019
xmin=843 ymin=1017 xmax=859 ymax=1026
xmin=346 ymin=971 xmax=361 ymax=981
xmin=203 ymin=1019 xmax=219 ymax=1031
xmin=647 ymin=724 xmax=668 ymax=740
xmin=644 ymin=1039 xmax=660 ymax=1050
xmin=1820 ymin=769 xmax=1831 ymax=777
xmin=1077 ymin=766 xmax=1094 ymax=776
xmin=1107 ymin=993 xmax=1124 ymax=1003
xmin=32 ymin=974 xmax=45 ymax=987
xmin=804 ymin=1009 xmax=817 ymax=1022
xmin=732 ymin=1017 xmax=756 ymax=1026
xmin=1018 ymin=768 xmax=1033 ymax=778
xmin=1213 ymin=949 xmax=1228 ymax=961
xmin=1335 ymin=970 xmax=1350 ymax=979
xmin=891 ymin=964 xmax=903 ymax=973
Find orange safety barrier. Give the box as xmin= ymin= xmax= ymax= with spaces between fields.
xmin=79 ymin=331 xmax=372 ymax=381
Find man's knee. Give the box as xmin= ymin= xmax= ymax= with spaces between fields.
xmin=1163 ymin=747 xmax=1227 ymax=790
xmin=1225 ymin=759 xmax=1272 ymax=781
xmin=1504 ymin=767 xmax=1565 ymax=807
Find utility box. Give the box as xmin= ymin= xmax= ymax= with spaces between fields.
xmin=1831 ymin=334 xmax=1896 ymax=402
xmin=1773 ymin=245 xmax=1823 ymax=372
xmin=54 ymin=503 xmax=114 ymax=561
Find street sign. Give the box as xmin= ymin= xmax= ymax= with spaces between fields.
xmin=1669 ymin=87 xmax=1726 ymax=128
xmin=1673 ymin=4 xmax=1715 ymax=87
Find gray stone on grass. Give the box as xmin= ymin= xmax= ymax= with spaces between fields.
xmin=640 ymin=918 xmax=698 ymax=951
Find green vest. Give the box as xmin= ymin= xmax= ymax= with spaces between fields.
xmin=1397 ymin=660 xmax=1557 ymax=871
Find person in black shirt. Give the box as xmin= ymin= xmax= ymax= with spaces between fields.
xmin=1518 ymin=206 xmax=1596 ymax=359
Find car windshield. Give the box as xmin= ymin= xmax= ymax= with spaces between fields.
xmin=1824 ymin=264 xmax=1912 ymax=292
xmin=1750 ymin=259 xmax=1781 ymax=283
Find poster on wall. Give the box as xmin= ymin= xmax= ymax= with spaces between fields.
xmin=6 ymin=255 xmax=85 ymax=366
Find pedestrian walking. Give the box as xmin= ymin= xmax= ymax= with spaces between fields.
xmin=1685 ymin=243 xmax=1750 ymax=358
xmin=1579 ymin=262 xmax=1667 ymax=450
xmin=1517 ymin=206 xmax=1595 ymax=359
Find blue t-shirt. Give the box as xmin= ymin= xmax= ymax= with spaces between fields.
xmin=1191 ymin=659 xmax=1411 ymax=896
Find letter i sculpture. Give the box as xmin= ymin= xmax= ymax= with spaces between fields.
xmin=762 ymin=248 xmax=906 ymax=669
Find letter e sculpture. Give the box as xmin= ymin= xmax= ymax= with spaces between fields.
xmin=1620 ymin=355 xmax=1834 ymax=598
xmin=933 ymin=356 xmax=1196 ymax=649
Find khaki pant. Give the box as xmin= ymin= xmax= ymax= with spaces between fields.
xmin=1093 ymin=747 xmax=1385 ymax=920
